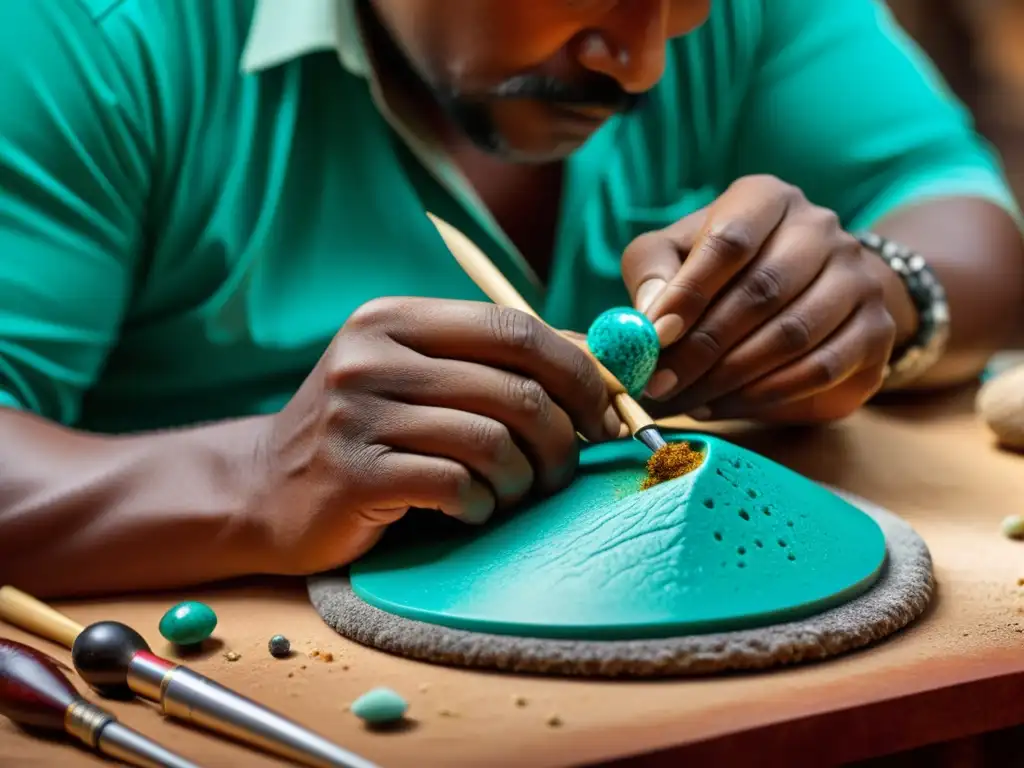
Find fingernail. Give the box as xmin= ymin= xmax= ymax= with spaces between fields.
xmin=635 ymin=279 xmax=666 ymax=315
xmin=603 ymin=404 xmax=624 ymax=439
xmin=618 ymin=421 xmax=630 ymax=439
xmin=654 ymin=314 xmax=684 ymax=346
xmin=644 ymin=369 xmax=678 ymax=401
xmin=461 ymin=484 xmax=496 ymax=526
xmin=688 ymin=407 xmax=712 ymax=420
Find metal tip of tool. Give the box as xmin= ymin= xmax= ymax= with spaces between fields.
xmin=635 ymin=426 xmax=668 ymax=454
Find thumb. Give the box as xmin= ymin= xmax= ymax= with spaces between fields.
xmin=621 ymin=208 xmax=708 ymax=317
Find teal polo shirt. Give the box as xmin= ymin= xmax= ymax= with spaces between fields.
xmin=0 ymin=0 xmax=1017 ymax=433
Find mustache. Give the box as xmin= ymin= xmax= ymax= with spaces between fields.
xmin=484 ymin=73 xmax=645 ymax=112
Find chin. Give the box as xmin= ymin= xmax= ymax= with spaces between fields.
xmin=479 ymin=129 xmax=597 ymax=164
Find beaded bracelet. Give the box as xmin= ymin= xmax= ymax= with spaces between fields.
xmin=856 ymin=231 xmax=950 ymax=389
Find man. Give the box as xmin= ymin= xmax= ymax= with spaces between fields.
xmin=1 ymin=0 xmax=1021 ymax=598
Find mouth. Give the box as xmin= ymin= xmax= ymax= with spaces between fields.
xmin=545 ymin=103 xmax=616 ymax=137
xmin=548 ymin=103 xmax=617 ymax=122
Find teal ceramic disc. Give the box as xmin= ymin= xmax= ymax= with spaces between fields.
xmin=350 ymin=434 xmax=887 ymax=640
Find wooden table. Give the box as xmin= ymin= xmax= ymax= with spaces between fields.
xmin=2 ymin=389 xmax=1023 ymax=768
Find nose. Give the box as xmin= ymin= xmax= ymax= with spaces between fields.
xmin=574 ymin=0 xmax=669 ymax=94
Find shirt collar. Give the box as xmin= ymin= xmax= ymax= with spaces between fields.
xmin=241 ymin=0 xmax=369 ymax=77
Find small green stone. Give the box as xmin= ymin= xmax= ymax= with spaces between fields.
xmin=268 ymin=634 xmax=291 ymax=658
xmin=158 ymin=601 xmax=218 ymax=646
xmin=350 ymin=687 xmax=408 ymax=724
xmin=586 ymin=307 xmax=661 ymax=399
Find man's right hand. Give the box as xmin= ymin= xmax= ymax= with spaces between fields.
xmin=251 ymin=297 xmax=621 ymax=576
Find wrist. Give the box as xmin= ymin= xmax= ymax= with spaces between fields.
xmin=863 ymin=246 xmax=919 ymax=348
xmin=152 ymin=414 xmax=280 ymax=577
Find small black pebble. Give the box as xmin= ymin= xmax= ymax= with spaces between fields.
xmin=269 ymin=634 xmax=291 ymax=658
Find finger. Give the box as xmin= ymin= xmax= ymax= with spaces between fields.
xmin=620 ymin=208 xmax=707 ymax=313
xmin=336 ymin=349 xmax=581 ymax=494
xmin=645 ymin=211 xmax=845 ymax=401
xmin=720 ymin=365 xmax=889 ymax=424
xmin=363 ymin=451 xmax=497 ymax=525
xmin=644 ymin=177 xmax=798 ymax=344
xmin=344 ymin=298 xmax=616 ymax=442
xmin=659 ymin=246 xmax=864 ymax=407
xmin=372 ymin=403 xmax=535 ymax=509
xmin=703 ymin=306 xmax=895 ymax=419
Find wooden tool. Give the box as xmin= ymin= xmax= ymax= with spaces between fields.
xmin=0 ymin=586 xmax=380 ymax=768
xmin=0 ymin=637 xmax=202 ymax=768
xmin=426 ymin=211 xmax=668 ymax=453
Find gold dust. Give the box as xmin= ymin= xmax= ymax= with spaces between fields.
xmin=640 ymin=442 xmax=705 ymax=490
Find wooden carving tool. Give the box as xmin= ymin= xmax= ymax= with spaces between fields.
xmin=0 ymin=637 xmax=202 ymax=768
xmin=426 ymin=211 xmax=668 ymax=454
xmin=0 ymin=586 xmax=380 ymax=768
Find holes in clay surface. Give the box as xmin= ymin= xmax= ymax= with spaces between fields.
xmin=713 ymin=532 xmax=723 ymax=542
xmin=703 ymin=498 xmax=715 ymax=509
xmin=738 ymin=510 xmax=750 ymax=521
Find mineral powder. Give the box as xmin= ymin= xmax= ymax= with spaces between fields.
xmin=640 ymin=442 xmax=705 ymax=490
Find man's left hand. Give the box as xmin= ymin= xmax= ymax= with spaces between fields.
xmin=621 ymin=175 xmax=915 ymax=423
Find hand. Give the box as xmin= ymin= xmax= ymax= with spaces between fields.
xmin=621 ymin=175 xmax=914 ymax=423
xmin=249 ymin=297 xmax=620 ymax=575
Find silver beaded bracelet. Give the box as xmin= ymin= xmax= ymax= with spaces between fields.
xmin=856 ymin=232 xmax=950 ymax=389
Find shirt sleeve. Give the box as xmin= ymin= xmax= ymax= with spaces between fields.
xmin=727 ymin=0 xmax=1021 ymax=231
xmin=0 ymin=1 xmax=149 ymax=424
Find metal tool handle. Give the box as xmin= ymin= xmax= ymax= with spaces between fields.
xmin=98 ymin=720 xmax=204 ymax=768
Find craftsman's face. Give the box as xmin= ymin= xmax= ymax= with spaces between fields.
xmin=368 ymin=0 xmax=710 ymax=162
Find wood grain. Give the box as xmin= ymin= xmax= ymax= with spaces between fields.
xmin=1 ymin=387 xmax=1022 ymax=767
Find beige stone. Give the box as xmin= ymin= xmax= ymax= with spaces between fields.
xmin=977 ymin=363 xmax=1024 ymax=451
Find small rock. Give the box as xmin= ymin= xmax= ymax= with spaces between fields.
xmin=977 ymin=363 xmax=1024 ymax=451
xmin=418 ymin=684 xmax=430 ymax=693
xmin=268 ymin=635 xmax=291 ymax=658
xmin=158 ymin=601 xmax=218 ymax=646
xmin=287 ymin=672 xmax=294 ymax=678
xmin=1001 ymin=515 xmax=1024 ymax=540
xmin=513 ymin=695 xmax=528 ymax=707
xmin=546 ymin=714 xmax=563 ymax=728
xmin=223 ymin=651 xmax=241 ymax=662
xmin=437 ymin=708 xmax=458 ymax=718
xmin=320 ymin=651 xmax=334 ymax=663
xmin=350 ymin=687 xmax=408 ymax=725
xmin=309 ymin=649 xmax=321 ymax=659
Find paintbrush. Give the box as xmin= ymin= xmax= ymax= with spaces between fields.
xmin=426 ymin=211 xmax=668 ymax=453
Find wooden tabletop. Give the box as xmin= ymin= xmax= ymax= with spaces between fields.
xmin=2 ymin=388 xmax=1023 ymax=768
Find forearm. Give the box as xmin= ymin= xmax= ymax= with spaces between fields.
xmin=873 ymin=196 xmax=1024 ymax=387
xmin=0 ymin=409 xmax=273 ymax=599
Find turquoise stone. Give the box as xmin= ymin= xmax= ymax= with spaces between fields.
xmin=586 ymin=307 xmax=661 ymax=398
xmin=158 ymin=601 xmax=218 ymax=646
xmin=350 ymin=687 xmax=408 ymax=724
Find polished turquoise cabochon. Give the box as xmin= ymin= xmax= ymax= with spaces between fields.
xmin=586 ymin=307 xmax=661 ymax=399
xmin=350 ymin=434 xmax=887 ymax=640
